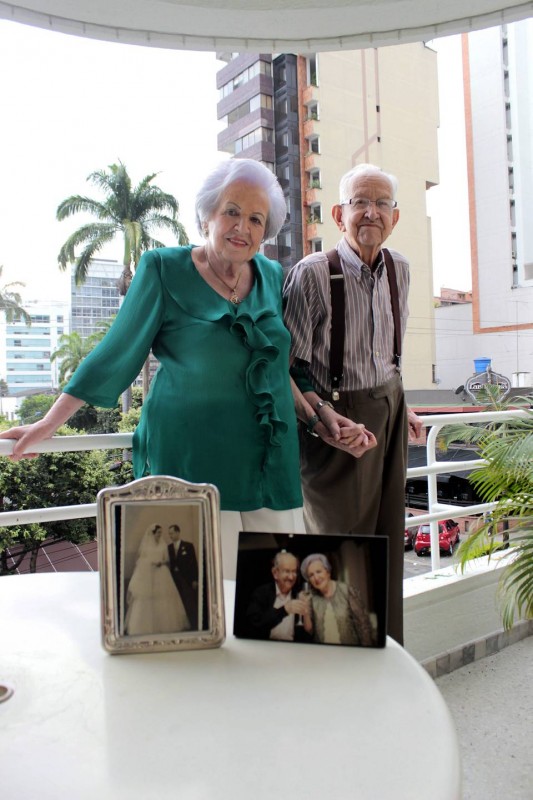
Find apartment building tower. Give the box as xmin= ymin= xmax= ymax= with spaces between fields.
xmin=0 ymin=300 xmax=69 ymax=396
xmin=70 ymin=258 xmax=122 ymax=340
xmin=216 ymin=46 xmax=439 ymax=389
xmin=434 ymin=21 xmax=533 ymax=389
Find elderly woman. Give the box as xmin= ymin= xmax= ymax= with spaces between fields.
xmin=0 ymin=159 xmax=374 ymax=576
xmin=300 ymin=553 xmax=374 ymax=646
xmin=125 ymin=524 xmax=190 ymax=636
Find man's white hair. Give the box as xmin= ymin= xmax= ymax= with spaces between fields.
xmin=339 ymin=163 xmax=398 ymax=204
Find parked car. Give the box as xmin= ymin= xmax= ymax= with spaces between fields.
xmin=404 ymin=526 xmax=417 ymax=549
xmin=414 ymin=519 xmax=460 ymax=557
xmin=404 ymin=512 xmax=416 ymax=549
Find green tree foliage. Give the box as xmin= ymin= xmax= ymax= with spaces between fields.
xmin=441 ymin=390 xmax=533 ymax=628
xmin=18 ymin=394 xmax=56 ymax=424
xmin=0 ymin=265 xmax=31 ymax=325
xmin=51 ymin=331 xmax=95 ymax=386
xmin=56 ymin=162 xmax=187 ymax=404
xmin=0 ymin=425 xmax=115 ymax=575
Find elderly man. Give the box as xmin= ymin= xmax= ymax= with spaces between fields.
xmin=245 ymin=551 xmax=309 ymax=641
xmin=283 ymin=163 xmax=422 ymax=645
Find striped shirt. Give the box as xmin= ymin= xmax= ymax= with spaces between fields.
xmin=283 ymin=238 xmax=410 ymax=392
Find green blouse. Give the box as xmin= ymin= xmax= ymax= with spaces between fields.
xmin=64 ymin=246 xmax=303 ymax=512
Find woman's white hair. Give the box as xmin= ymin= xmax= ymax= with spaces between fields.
xmin=339 ymin=163 xmax=398 ymax=204
xmin=300 ymin=553 xmax=332 ymax=581
xmin=195 ymin=158 xmax=287 ymax=241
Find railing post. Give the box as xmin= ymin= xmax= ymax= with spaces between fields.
xmin=426 ymin=423 xmax=442 ymax=571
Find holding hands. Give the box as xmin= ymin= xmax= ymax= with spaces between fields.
xmin=303 ymin=393 xmax=377 ymax=459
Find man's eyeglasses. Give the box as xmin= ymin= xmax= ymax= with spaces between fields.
xmin=343 ymin=197 xmax=398 ymax=212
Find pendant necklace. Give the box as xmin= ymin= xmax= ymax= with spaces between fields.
xmin=205 ymin=250 xmax=246 ymax=304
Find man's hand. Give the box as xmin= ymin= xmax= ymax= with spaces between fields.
xmin=407 ymin=408 xmax=423 ymax=441
xmin=285 ymin=598 xmax=308 ymax=616
xmin=314 ymin=407 xmax=378 ymax=458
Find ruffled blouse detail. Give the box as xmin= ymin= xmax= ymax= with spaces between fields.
xmin=225 ymin=311 xmax=288 ymax=449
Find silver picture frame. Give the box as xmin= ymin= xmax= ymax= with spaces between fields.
xmin=97 ymin=476 xmax=225 ymax=654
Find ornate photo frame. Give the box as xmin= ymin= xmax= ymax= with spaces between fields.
xmin=97 ymin=476 xmax=225 ymax=654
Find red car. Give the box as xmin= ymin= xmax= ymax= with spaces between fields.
xmin=414 ymin=520 xmax=460 ymax=557
xmin=404 ymin=526 xmax=417 ymax=549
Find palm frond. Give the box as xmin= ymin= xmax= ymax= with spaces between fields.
xmin=57 ymin=223 xmax=117 ymax=272
xmin=499 ymin=534 xmax=533 ymax=627
xmin=56 ymin=195 xmax=115 ymax=222
xmin=447 ymin=398 xmax=533 ymax=628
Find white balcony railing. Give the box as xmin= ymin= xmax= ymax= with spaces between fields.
xmin=0 ymin=410 xmax=527 ymax=572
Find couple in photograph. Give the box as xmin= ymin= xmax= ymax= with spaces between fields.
xmin=125 ymin=523 xmax=199 ymax=636
xmin=245 ymin=550 xmax=375 ymax=647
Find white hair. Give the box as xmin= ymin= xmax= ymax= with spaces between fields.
xmin=339 ymin=163 xmax=398 ymax=204
xmin=195 ymin=158 xmax=287 ymax=240
xmin=300 ymin=553 xmax=332 ymax=581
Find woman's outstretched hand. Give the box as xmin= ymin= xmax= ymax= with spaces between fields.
xmin=0 ymin=393 xmax=85 ymax=461
xmin=0 ymin=421 xmax=55 ymax=461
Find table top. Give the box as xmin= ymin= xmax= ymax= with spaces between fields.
xmin=0 ymin=573 xmax=460 ymax=800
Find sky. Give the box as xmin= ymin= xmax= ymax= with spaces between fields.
xmin=0 ymin=20 xmax=472 ymax=303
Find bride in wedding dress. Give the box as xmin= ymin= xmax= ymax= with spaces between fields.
xmin=125 ymin=523 xmax=191 ymax=636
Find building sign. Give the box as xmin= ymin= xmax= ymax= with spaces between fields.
xmin=465 ymin=367 xmax=512 ymax=404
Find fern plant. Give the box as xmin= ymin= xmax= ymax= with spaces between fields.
xmin=440 ymin=388 xmax=533 ymax=629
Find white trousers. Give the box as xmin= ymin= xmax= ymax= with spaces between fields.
xmin=220 ymin=507 xmax=305 ymax=579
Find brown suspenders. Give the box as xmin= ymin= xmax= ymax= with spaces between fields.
xmin=325 ymin=247 xmax=401 ymax=400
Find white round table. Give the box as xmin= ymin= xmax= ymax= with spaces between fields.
xmin=0 ymin=573 xmax=460 ymax=799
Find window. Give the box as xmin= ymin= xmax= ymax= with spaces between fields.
xmin=219 ymin=60 xmax=272 ymax=100
xmin=234 ymin=127 xmax=273 ymax=153
xmin=308 ymin=168 xmax=321 ymax=189
xmin=307 ymin=135 xmax=320 ymax=154
xmin=307 ymin=55 xmax=318 ymax=87
xmin=307 ymin=204 xmax=322 ymax=224
xmin=307 ymin=102 xmax=319 ymax=121
xmin=310 ymin=239 xmax=323 ymax=253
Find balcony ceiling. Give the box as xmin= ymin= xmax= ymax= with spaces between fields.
xmin=1 ymin=0 xmax=532 ymax=52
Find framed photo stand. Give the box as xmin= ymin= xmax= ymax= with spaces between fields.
xmin=97 ymin=476 xmax=225 ymax=654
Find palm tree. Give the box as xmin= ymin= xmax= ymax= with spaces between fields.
xmin=57 ymin=162 xmax=188 ymax=294
xmin=51 ymin=331 xmax=94 ymax=387
xmin=57 ymin=162 xmax=189 ymax=402
xmin=0 ymin=265 xmax=31 ymax=325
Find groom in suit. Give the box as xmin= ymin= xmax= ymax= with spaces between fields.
xmin=168 ymin=524 xmax=199 ymax=629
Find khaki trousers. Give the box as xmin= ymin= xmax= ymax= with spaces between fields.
xmin=299 ymin=374 xmax=408 ymax=644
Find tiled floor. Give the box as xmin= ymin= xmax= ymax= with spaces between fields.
xmin=435 ymin=636 xmax=533 ymax=800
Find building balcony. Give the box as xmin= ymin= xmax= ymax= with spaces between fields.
xmin=304 ymin=220 xmax=322 ymax=240
xmin=305 ymin=186 xmax=321 ymax=206
xmin=302 ymin=85 xmax=319 ymax=105
xmin=303 ymin=117 xmax=318 ymax=139
xmin=304 ymin=152 xmax=319 ymax=172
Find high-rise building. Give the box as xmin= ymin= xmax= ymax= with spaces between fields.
xmin=216 ymin=47 xmax=439 ymax=389
xmin=434 ymin=21 xmax=533 ymax=389
xmin=70 ymin=258 xmax=122 ymax=340
xmin=0 ymin=300 xmax=69 ymax=395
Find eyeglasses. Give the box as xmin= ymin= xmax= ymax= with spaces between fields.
xmin=343 ymin=197 xmax=398 ymax=212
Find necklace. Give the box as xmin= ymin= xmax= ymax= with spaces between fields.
xmin=205 ymin=249 xmax=246 ymax=305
